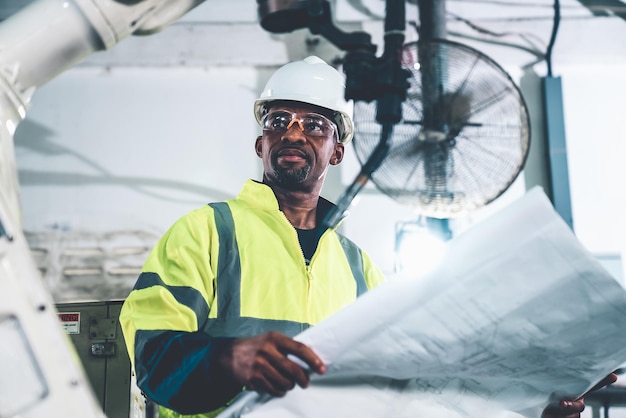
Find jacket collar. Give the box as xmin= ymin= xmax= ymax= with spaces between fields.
xmin=237 ymin=180 xmax=343 ymax=227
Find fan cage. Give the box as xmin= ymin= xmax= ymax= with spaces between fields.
xmin=351 ymin=39 xmax=530 ymax=218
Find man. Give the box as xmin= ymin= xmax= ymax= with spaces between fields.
xmin=120 ymin=56 xmax=385 ymax=417
xmin=120 ymin=56 xmax=614 ymax=418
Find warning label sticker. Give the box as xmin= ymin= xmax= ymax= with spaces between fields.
xmin=57 ymin=312 xmax=80 ymax=335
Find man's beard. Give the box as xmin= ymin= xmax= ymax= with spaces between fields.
xmin=271 ymin=155 xmax=311 ymax=186
xmin=274 ymin=164 xmax=311 ymax=186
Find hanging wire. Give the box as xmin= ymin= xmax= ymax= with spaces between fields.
xmin=446 ymin=0 xmax=626 ymax=13
xmin=408 ymin=21 xmax=545 ymax=59
xmin=545 ymin=0 xmax=561 ymax=77
xmin=446 ymin=11 xmax=547 ymax=53
xmin=446 ymin=0 xmax=567 ymax=7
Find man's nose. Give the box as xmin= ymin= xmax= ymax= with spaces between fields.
xmin=282 ymin=120 xmax=306 ymax=142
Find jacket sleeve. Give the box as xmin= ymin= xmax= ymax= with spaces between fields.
xmin=119 ymin=208 xmax=241 ymax=414
xmin=135 ymin=330 xmax=240 ymax=413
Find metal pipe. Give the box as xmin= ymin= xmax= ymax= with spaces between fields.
xmin=322 ymin=123 xmax=394 ymax=229
xmin=417 ymin=0 xmax=447 ymax=40
xmin=417 ymin=0 xmax=447 ymax=132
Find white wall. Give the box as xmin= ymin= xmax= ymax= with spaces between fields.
xmin=16 ymin=66 xmax=261 ymax=233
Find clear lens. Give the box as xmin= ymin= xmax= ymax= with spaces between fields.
xmin=262 ymin=111 xmax=335 ymax=138
xmin=263 ymin=112 xmax=291 ymax=130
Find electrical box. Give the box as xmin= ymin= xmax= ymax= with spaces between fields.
xmin=56 ymin=300 xmax=132 ymax=418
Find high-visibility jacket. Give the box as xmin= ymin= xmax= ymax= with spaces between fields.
xmin=119 ymin=180 xmax=385 ymax=417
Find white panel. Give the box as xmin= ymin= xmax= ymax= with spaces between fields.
xmin=561 ymin=65 xmax=626 ymax=259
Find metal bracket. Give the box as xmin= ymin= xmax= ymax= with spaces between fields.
xmin=90 ymin=342 xmax=116 ymax=358
xmin=89 ymin=317 xmax=117 ymax=339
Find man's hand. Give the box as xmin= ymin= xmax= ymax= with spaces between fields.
xmin=541 ymin=373 xmax=618 ymax=418
xmin=218 ymin=331 xmax=326 ymax=397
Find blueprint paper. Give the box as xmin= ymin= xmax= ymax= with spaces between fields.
xmin=219 ymin=188 xmax=626 ymax=418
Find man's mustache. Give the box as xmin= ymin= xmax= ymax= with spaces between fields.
xmin=273 ymin=147 xmax=312 ymax=164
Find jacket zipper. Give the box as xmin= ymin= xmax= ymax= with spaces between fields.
xmin=278 ymin=211 xmax=314 ymax=325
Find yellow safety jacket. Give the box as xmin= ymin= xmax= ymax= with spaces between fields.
xmin=120 ymin=180 xmax=385 ymax=417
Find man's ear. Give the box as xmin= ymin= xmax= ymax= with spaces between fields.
xmin=255 ymin=136 xmax=263 ymax=157
xmin=330 ymin=142 xmax=345 ymax=165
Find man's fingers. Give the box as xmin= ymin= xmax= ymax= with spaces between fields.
xmin=542 ymin=399 xmax=584 ymax=417
xmin=243 ymin=351 xmax=295 ymax=396
xmin=267 ymin=350 xmax=312 ymax=389
xmin=227 ymin=332 xmax=326 ymax=396
xmin=257 ymin=349 xmax=304 ymax=392
xmin=276 ymin=337 xmax=326 ymax=375
xmin=248 ymin=373 xmax=288 ymax=397
xmin=593 ymin=373 xmax=618 ymax=390
xmin=578 ymin=372 xmax=619 ymax=400
xmin=559 ymin=399 xmax=585 ymax=411
xmin=262 ymin=363 xmax=298 ymax=395
xmin=541 ymin=373 xmax=618 ymax=418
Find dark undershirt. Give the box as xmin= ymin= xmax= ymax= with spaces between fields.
xmin=296 ymin=226 xmax=324 ymax=265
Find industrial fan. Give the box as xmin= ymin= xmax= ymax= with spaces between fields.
xmin=352 ymin=39 xmax=530 ymax=218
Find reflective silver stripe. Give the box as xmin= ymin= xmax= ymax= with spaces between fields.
xmin=209 ymin=202 xmax=242 ymax=319
xmin=133 ymin=272 xmax=209 ymax=330
xmin=337 ymin=234 xmax=368 ymax=297
xmin=202 ymin=317 xmax=309 ymax=339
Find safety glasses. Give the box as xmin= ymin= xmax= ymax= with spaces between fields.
xmin=262 ymin=110 xmax=336 ymax=139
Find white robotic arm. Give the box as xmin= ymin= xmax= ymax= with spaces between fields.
xmin=0 ymin=0 xmax=205 ymax=110
xmin=0 ymin=0 xmax=207 ymax=218
xmin=0 ymin=1 xmax=205 ymax=416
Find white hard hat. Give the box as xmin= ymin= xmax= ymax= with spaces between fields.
xmin=254 ymin=56 xmax=354 ymax=144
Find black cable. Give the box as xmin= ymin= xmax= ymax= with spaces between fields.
xmin=458 ymin=15 xmax=596 ymax=22
xmin=545 ymin=0 xmax=561 ymax=77
xmin=446 ymin=0 xmax=576 ymax=8
xmin=447 ymin=11 xmax=547 ymax=51
xmin=408 ymin=21 xmax=545 ymax=59
xmin=449 ymin=30 xmax=545 ymax=58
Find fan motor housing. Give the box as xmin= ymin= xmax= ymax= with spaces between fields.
xmin=257 ymin=0 xmax=310 ymax=33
